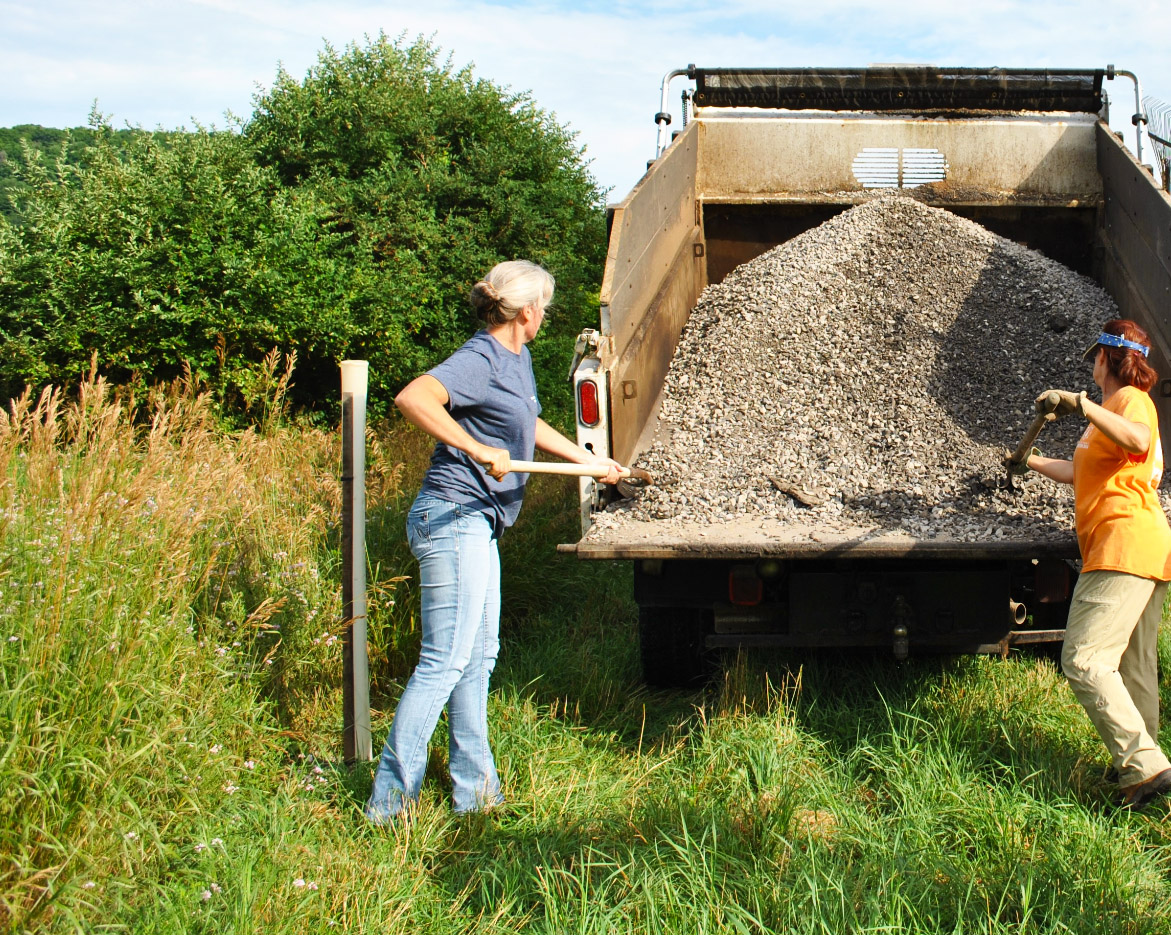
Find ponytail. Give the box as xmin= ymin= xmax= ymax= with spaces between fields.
xmin=1099 ymin=319 xmax=1157 ymax=392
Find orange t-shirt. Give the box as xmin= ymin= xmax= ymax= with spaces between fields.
xmin=1072 ymin=385 xmax=1171 ymax=580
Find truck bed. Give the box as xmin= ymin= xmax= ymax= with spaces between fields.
xmin=564 ymin=512 xmax=1079 ymax=560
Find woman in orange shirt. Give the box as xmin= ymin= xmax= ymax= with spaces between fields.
xmin=1024 ymin=319 xmax=1171 ymax=811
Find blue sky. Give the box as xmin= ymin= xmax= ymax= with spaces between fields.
xmin=2 ymin=0 xmax=1169 ymax=197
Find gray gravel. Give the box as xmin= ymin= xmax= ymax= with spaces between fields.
xmin=593 ymin=193 xmax=1169 ymax=542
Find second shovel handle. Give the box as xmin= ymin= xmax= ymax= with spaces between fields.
xmin=1035 ymin=391 xmax=1062 ymax=416
xmin=1007 ymin=392 xmax=1062 ymax=466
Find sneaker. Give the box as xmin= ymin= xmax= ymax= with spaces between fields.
xmin=1121 ymin=767 xmax=1171 ymax=812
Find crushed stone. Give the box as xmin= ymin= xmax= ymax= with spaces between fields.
xmin=590 ymin=193 xmax=1170 ymax=543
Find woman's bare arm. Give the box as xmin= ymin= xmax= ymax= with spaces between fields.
xmin=1028 ymin=454 xmax=1074 ymax=485
xmin=535 ymin=419 xmax=622 ymax=483
xmin=1082 ymin=397 xmax=1151 ymax=456
xmin=395 ymin=375 xmax=511 ymax=478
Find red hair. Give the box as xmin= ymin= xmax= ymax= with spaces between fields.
xmin=1097 ymin=319 xmax=1157 ymax=392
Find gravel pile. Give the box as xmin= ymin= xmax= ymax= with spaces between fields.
xmin=592 ymin=193 xmax=1168 ymax=542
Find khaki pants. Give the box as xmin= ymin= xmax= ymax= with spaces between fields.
xmin=1062 ymin=570 xmax=1170 ymax=787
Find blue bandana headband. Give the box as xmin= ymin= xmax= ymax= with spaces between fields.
xmin=1082 ymin=332 xmax=1150 ymax=360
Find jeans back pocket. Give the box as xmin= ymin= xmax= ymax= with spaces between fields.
xmin=406 ymin=507 xmax=432 ymax=558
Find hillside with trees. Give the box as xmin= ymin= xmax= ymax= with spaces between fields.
xmin=0 ymin=123 xmax=155 ymax=226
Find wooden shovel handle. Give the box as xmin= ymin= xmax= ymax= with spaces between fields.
xmin=507 ymin=460 xmax=652 ymax=483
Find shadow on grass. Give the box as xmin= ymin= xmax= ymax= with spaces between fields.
xmin=715 ymin=646 xmax=1119 ymax=812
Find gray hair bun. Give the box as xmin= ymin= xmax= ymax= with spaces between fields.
xmin=470 ymin=279 xmax=507 ymax=325
xmin=469 ymin=260 xmax=555 ymax=328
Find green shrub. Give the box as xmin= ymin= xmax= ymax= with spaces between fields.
xmin=0 ymin=34 xmax=607 ymax=426
xmin=0 ymin=125 xmax=349 ymax=411
xmin=244 ymin=33 xmax=606 ymax=425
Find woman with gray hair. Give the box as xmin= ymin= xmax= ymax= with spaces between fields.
xmin=365 ymin=260 xmax=622 ymax=825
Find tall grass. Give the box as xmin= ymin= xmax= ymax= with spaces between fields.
xmin=0 ymin=360 xmax=373 ymax=930
xmin=4 ymin=366 xmax=1171 ymax=933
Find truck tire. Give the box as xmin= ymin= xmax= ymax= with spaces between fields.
xmin=638 ymin=606 xmax=713 ymax=689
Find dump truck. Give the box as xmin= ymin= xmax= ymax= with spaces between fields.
xmin=559 ymin=66 xmax=1171 ymax=687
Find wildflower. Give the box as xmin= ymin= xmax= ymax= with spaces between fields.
xmin=210 ymin=882 xmax=222 ymax=893
xmin=108 ymin=642 xmax=118 ymax=652
xmin=307 ymin=881 xmax=319 ymax=891
xmin=223 ymin=782 xmax=238 ymax=795
xmin=186 ymin=626 xmax=195 ymax=634
xmin=195 ymin=843 xmax=207 ymax=853
xmin=82 ymin=881 xmax=96 ymax=890
xmin=124 ymin=831 xmax=138 ymax=841
xmin=293 ymin=878 xmax=306 ymax=888
xmin=313 ymin=765 xmax=324 ymax=775
xmin=210 ymin=837 xmax=223 ymax=847
xmin=244 ymin=760 xmax=256 ymax=769
xmin=7 ymin=636 xmax=17 ymax=643
xmin=215 ymin=647 xmax=227 ymax=656
xmin=209 ymin=744 xmax=222 ymax=754
xmin=201 ymin=889 xmax=212 ymax=901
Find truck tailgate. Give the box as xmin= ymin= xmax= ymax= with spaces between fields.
xmin=562 ymin=515 xmax=1079 ymax=560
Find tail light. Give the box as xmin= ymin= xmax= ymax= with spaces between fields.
xmin=578 ymin=379 xmax=600 ymax=427
xmin=729 ymin=566 xmax=763 ymax=606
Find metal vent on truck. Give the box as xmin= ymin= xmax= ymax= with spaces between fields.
xmin=852 ymin=147 xmax=948 ymax=188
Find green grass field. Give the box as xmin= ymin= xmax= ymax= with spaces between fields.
xmin=3 ymin=374 xmax=1171 ymax=933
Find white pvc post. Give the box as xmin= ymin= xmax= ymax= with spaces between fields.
xmin=340 ymin=360 xmax=372 ymax=763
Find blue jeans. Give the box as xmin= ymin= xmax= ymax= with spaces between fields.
xmin=365 ymin=495 xmax=504 ymax=822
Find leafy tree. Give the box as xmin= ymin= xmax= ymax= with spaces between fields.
xmin=0 ymin=125 xmax=349 ymax=407
xmin=245 ymin=33 xmax=607 ymax=422
xmin=0 ymin=34 xmax=608 ymax=423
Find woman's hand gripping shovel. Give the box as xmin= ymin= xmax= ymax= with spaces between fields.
xmin=1003 ymin=391 xmax=1060 ymax=491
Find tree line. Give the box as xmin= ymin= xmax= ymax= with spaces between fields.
xmin=0 ymin=35 xmax=608 ymax=423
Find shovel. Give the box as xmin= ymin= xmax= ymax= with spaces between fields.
xmin=1004 ymin=391 xmax=1061 ymax=491
xmin=507 ymin=460 xmax=654 ymax=497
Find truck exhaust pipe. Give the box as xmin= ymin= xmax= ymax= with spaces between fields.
xmin=1009 ymin=599 xmax=1027 ymax=627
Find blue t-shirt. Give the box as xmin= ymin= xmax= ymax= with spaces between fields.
xmin=419 ymin=330 xmax=542 ymax=537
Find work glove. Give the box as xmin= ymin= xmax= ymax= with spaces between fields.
xmin=1006 ymin=447 xmax=1041 ymax=476
xmin=1036 ymin=389 xmax=1088 ymax=418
